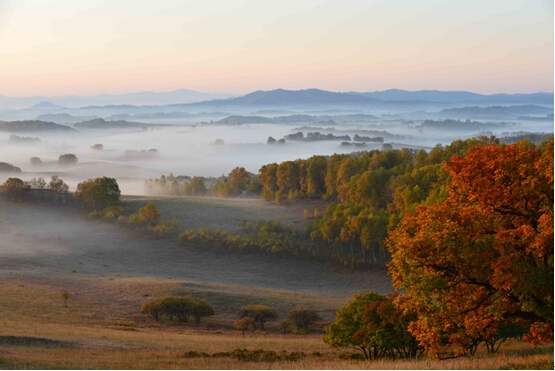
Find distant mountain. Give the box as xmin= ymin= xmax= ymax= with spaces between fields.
xmin=352 ymin=89 xmax=554 ymax=105
xmin=0 ymin=120 xmax=75 ymax=132
xmin=0 ymin=89 xmax=235 ymax=109
xmin=29 ymin=101 xmax=66 ymax=110
xmin=105 ymin=112 xmax=191 ymax=120
xmin=35 ymin=113 xmax=99 ymax=123
xmin=187 ymin=89 xmax=380 ymax=106
xmin=212 ymin=113 xmax=380 ymax=125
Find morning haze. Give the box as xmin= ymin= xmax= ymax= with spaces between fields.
xmin=0 ymin=0 xmax=552 ymax=369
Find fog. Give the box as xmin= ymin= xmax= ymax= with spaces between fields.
xmin=0 ymin=104 xmax=553 ymax=195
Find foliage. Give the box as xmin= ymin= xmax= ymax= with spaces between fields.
xmin=287 ymin=307 xmax=321 ymax=331
xmin=141 ymin=296 xmax=214 ymax=324
xmin=387 ymin=139 xmax=554 ymax=357
xmin=238 ymin=305 xmax=278 ymax=330
xmin=48 ymin=176 xmax=70 ymax=203
xmin=148 ymin=219 xmax=180 ymax=239
xmin=324 ymin=292 xmax=385 ymax=359
xmin=234 ymin=317 xmax=256 ymax=337
xmin=58 ymin=153 xmax=78 ymax=166
xmin=75 ymin=177 xmax=120 ymax=211
xmin=138 ymin=203 xmax=160 ymax=227
xmin=1 ymin=178 xmax=26 ymax=201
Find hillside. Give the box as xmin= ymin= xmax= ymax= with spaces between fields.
xmin=0 ymin=120 xmax=75 ymax=132
xmin=74 ymin=118 xmax=148 ymax=129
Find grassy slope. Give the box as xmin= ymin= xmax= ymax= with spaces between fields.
xmin=122 ymin=195 xmax=330 ymax=233
xmin=0 ymin=197 xmax=552 ymax=369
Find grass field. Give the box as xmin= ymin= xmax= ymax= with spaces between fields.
xmin=122 ymin=195 xmax=331 ymax=233
xmin=0 ymin=197 xmax=552 ymax=369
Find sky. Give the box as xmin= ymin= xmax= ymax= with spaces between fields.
xmin=0 ymin=0 xmax=553 ymax=96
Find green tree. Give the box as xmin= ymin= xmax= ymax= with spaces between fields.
xmin=287 ymin=307 xmax=321 ymax=331
xmin=75 ymin=177 xmax=120 ymax=211
xmin=324 ymin=292 xmax=385 ymax=359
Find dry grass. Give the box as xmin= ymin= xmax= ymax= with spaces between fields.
xmin=122 ymin=195 xmax=331 ymax=233
xmin=0 ymin=279 xmax=552 ymax=369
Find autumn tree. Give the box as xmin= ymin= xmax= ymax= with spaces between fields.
xmin=75 ymin=177 xmax=120 ymax=211
xmin=238 ymin=305 xmax=278 ymax=330
xmin=387 ymin=139 xmax=554 ymax=357
xmin=139 ymin=203 xmax=160 ymax=227
xmin=234 ymin=316 xmax=256 ymax=337
xmin=60 ymin=290 xmax=72 ymax=307
xmin=1 ymin=178 xmax=26 ymax=201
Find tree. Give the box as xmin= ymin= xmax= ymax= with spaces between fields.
xmin=139 ymin=203 xmax=160 ymax=227
xmin=141 ymin=298 xmax=164 ymax=321
xmin=48 ymin=175 xmax=69 ymax=203
xmin=274 ymin=190 xmax=284 ymax=205
xmin=190 ymin=298 xmax=215 ymax=324
xmin=324 ymin=292 xmax=385 ymax=359
xmin=230 ymin=167 xmax=250 ymax=185
xmin=75 ymin=177 xmax=120 ymax=211
xmin=238 ymin=305 xmax=278 ymax=330
xmin=387 ymin=139 xmax=554 ymax=357
xmin=287 ymin=307 xmax=321 ymax=331
xmin=58 ymin=153 xmax=78 ymax=166
xmin=1 ymin=178 xmax=25 ymax=201
xmin=354 ymin=294 xmax=422 ymax=359
xmin=27 ymin=177 xmax=47 ymax=201
xmin=60 ymin=290 xmax=72 ymax=307
xmin=30 ymin=157 xmax=42 ymax=166
xmin=234 ymin=316 xmax=256 ymax=337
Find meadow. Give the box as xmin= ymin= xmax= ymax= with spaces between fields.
xmin=0 ymin=196 xmax=552 ymax=369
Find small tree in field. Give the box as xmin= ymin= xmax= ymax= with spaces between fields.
xmin=234 ymin=316 xmax=256 ymax=337
xmin=238 ymin=305 xmax=278 ymax=330
xmin=287 ymin=307 xmax=321 ymax=331
xmin=60 ymin=290 xmax=72 ymax=307
xmin=139 ymin=203 xmax=160 ymax=227
xmin=190 ymin=298 xmax=215 ymax=324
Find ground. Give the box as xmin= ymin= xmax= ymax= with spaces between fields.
xmin=0 ymin=196 xmax=552 ymax=369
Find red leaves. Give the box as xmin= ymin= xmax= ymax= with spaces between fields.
xmin=387 ymin=139 xmax=554 ymax=355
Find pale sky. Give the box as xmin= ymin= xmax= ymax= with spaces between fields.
xmin=0 ymin=0 xmax=553 ymax=96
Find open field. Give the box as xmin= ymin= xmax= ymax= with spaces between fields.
xmin=0 ymin=280 xmax=552 ymax=370
xmin=122 ymin=195 xmax=331 ymax=233
xmin=0 ymin=197 xmax=552 ymax=369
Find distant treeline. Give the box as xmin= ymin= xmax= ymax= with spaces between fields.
xmin=417 ymin=119 xmax=515 ymax=131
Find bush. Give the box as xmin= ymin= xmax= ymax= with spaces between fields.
xmin=148 ymin=219 xmax=179 ymax=239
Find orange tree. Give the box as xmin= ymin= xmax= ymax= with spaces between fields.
xmin=387 ymin=139 xmax=553 ymax=356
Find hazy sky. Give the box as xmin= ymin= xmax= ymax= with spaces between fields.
xmin=0 ymin=0 xmax=553 ymax=96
